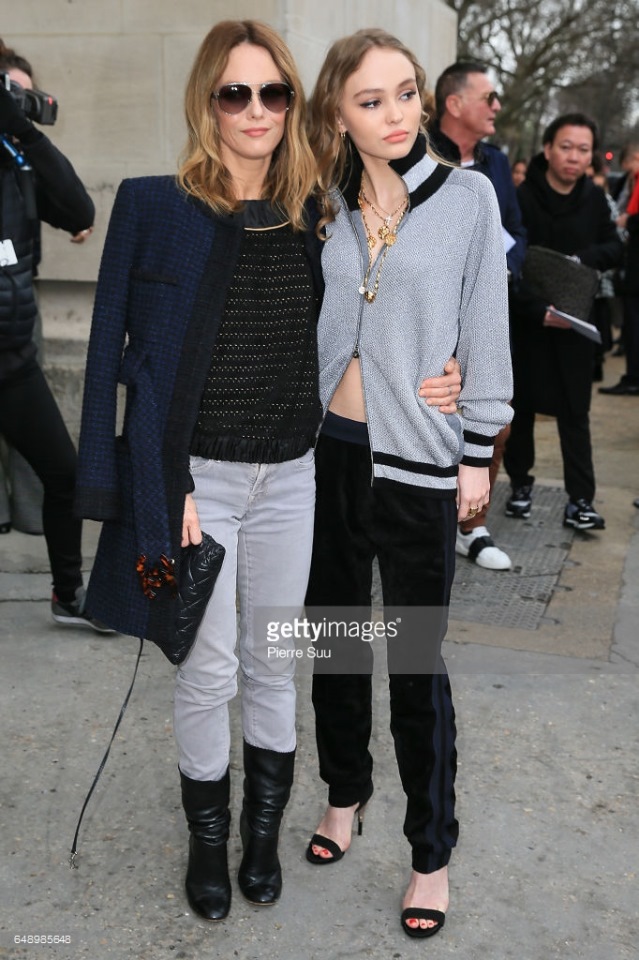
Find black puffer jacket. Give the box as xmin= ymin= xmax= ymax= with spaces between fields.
xmin=0 ymin=131 xmax=94 ymax=377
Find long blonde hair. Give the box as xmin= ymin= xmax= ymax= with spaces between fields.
xmin=178 ymin=20 xmax=317 ymax=230
xmin=309 ymin=29 xmax=435 ymax=219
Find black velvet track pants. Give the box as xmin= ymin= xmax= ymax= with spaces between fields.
xmin=305 ymin=433 xmax=459 ymax=874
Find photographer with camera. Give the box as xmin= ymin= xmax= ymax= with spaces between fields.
xmin=0 ymin=38 xmax=108 ymax=631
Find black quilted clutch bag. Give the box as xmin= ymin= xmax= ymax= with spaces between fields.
xmin=156 ymin=531 xmax=225 ymax=665
xmin=522 ymin=245 xmax=599 ymax=321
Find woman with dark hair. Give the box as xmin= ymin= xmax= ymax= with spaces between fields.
xmin=304 ymin=29 xmax=512 ymax=939
xmin=511 ymin=158 xmax=527 ymax=187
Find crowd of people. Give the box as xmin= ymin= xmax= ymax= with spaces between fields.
xmin=2 ymin=16 xmax=638 ymax=943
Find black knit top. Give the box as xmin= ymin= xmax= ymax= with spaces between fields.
xmin=190 ymin=201 xmax=321 ymax=463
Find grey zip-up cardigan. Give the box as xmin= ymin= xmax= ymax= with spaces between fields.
xmin=317 ymin=134 xmax=513 ymax=495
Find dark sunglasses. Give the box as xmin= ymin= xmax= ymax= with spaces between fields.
xmin=481 ymin=91 xmax=501 ymax=107
xmin=211 ymin=82 xmax=294 ymax=116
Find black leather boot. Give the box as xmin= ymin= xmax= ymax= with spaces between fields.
xmin=238 ymin=742 xmax=295 ymax=905
xmin=180 ymin=768 xmax=231 ymax=921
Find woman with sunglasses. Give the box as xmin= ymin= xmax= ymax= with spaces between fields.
xmin=303 ymin=30 xmax=513 ymax=939
xmin=75 ymin=20 xmax=324 ymax=923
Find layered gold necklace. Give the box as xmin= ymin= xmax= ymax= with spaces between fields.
xmin=357 ymin=175 xmax=408 ymax=304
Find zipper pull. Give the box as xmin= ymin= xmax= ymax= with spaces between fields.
xmin=352 ymin=349 xmax=360 ymax=358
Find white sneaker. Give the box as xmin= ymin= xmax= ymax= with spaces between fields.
xmin=455 ymin=526 xmax=512 ymax=570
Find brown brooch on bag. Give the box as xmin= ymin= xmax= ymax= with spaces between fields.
xmin=136 ymin=553 xmax=177 ymax=599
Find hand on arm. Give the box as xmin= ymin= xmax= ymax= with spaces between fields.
xmin=418 ymin=357 xmax=462 ymax=413
xmin=456 ymin=464 xmax=490 ymax=523
xmin=182 ymin=493 xmax=202 ymax=547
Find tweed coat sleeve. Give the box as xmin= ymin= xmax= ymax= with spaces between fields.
xmin=75 ymin=179 xmax=138 ymax=520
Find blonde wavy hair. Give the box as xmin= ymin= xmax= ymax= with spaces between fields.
xmin=178 ymin=20 xmax=317 ymax=230
xmin=309 ymin=29 xmax=438 ymax=222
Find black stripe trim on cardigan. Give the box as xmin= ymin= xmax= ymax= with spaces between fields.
xmin=463 ymin=429 xmax=495 ymax=446
xmin=373 ymin=477 xmax=457 ymax=499
xmin=373 ymin=450 xmax=458 ymax=478
xmin=341 ymin=134 xmax=452 ymax=213
xmin=460 ymin=455 xmax=493 ymax=467
xmin=405 ymin=162 xmax=453 ymax=210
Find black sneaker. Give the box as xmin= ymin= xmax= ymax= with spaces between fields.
xmin=598 ymin=380 xmax=639 ymax=395
xmin=563 ymin=499 xmax=605 ymax=531
xmin=505 ymin=485 xmax=532 ymax=519
xmin=51 ymin=587 xmax=116 ymax=634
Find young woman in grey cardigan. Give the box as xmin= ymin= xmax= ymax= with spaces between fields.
xmin=304 ymin=30 xmax=513 ymax=939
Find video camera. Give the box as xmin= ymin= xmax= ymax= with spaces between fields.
xmin=0 ymin=71 xmax=57 ymax=125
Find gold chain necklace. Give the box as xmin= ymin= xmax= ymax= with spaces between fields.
xmin=360 ymin=185 xmax=407 ymax=244
xmin=357 ymin=188 xmax=408 ymax=303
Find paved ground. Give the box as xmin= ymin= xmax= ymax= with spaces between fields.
xmin=1 ymin=353 xmax=638 ymax=960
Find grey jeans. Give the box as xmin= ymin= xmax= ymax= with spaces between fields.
xmin=173 ymin=451 xmax=315 ymax=781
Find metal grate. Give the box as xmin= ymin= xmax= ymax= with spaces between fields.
xmin=451 ymin=482 xmax=574 ymax=630
xmin=372 ymin=482 xmax=574 ymax=631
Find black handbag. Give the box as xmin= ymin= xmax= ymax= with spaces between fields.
xmin=136 ymin=531 xmax=225 ymax=664
xmin=522 ymin=245 xmax=599 ymax=321
xmin=157 ymin=531 xmax=226 ymax=665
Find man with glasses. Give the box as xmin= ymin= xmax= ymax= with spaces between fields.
xmin=504 ymin=114 xmax=623 ymax=531
xmin=429 ymin=61 xmax=526 ymax=571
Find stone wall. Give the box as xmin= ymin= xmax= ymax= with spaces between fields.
xmin=4 ymin=0 xmax=456 ymax=436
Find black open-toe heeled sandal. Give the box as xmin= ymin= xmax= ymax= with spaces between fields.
xmin=305 ymin=832 xmax=345 ymax=864
xmin=400 ymin=908 xmax=446 ymax=939
xmin=305 ymin=786 xmax=373 ymax=865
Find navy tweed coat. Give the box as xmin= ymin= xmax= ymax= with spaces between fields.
xmin=75 ymin=176 xmax=323 ymax=644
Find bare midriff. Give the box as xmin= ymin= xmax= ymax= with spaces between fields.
xmin=327 ymin=222 xmax=391 ymax=423
xmin=328 ymin=357 xmax=367 ymax=422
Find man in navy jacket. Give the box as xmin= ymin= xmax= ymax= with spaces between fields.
xmin=429 ymin=61 xmax=525 ymax=571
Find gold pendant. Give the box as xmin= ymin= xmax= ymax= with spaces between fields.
xmin=385 ymin=233 xmax=397 ymax=247
xmin=366 ymin=234 xmax=376 ymax=251
xmin=378 ymin=224 xmax=391 ymax=241
xmin=364 ymin=290 xmax=376 ymax=303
